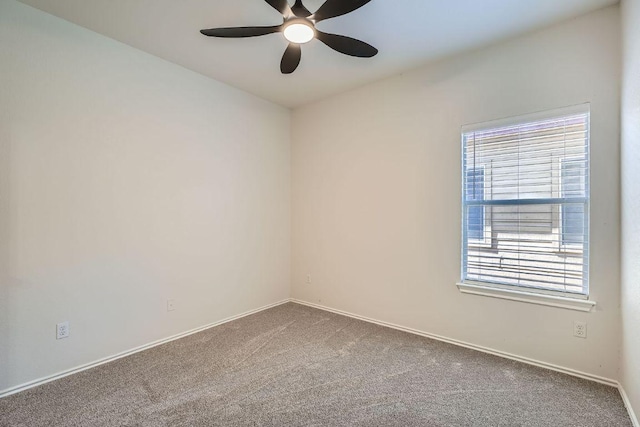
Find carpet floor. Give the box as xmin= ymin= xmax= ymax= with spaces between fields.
xmin=0 ymin=302 xmax=632 ymax=426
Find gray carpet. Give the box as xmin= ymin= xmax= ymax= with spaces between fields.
xmin=0 ymin=302 xmax=632 ymax=426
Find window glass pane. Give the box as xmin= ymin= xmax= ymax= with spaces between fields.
xmin=561 ymin=161 xmax=586 ymax=245
xmin=562 ymin=204 xmax=585 ymax=245
xmin=466 ymin=169 xmax=484 ymax=240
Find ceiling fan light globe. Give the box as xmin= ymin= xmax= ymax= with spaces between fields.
xmin=283 ymin=23 xmax=315 ymax=44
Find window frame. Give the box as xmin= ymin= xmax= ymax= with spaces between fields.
xmin=460 ymin=104 xmax=591 ymax=300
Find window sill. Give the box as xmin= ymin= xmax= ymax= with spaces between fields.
xmin=456 ymin=282 xmax=596 ymax=312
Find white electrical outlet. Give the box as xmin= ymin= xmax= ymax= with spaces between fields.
xmin=56 ymin=321 xmax=69 ymax=340
xmin=167 ymin=299 xmax=176 ymax=312
xmin=306 ymin=274 xmax=312 ymax=285
xmin=574 ymin=321 xmax=587 ymax=338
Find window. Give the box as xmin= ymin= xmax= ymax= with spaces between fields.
xmin=461 ymin=105 xmax=590 ymax=297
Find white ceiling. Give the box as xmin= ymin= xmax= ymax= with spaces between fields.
xmin=17 ymin=0 xmax=618 ymax=108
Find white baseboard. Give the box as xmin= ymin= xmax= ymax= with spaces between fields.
xmin=292 ymin=298 xmax=640 ymax=423
xmin=0 ymin=299 xmax=291 ymax=399
xmin=619 ymin=384 xmax=640 ymax=427
xmin=4 ymin=297 xmax=636 ymax=426
xmin=290 ymin=298 xmax=618 ymax=388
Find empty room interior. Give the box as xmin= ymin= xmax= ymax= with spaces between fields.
xmin=0 ymin=0 xmax=639 ymax=425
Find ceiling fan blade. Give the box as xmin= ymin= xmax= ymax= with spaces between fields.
xmin=316 ymin=31 xmax=378 ymax=57
xmin=264 ymin=0 xmax=292 ymax=16
xmin=312 ymin=0 xmax=372 ymax=22
xmin=200 ymin=25 xmax=282 ymax=38
xmin=291 ymin=0 xmax=312 ymax=17
xmin=281 ymin=43 xmax=302 ymax=74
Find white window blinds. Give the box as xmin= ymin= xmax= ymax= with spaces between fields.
xmin=462 ymin=106 xmax=590 ymax=297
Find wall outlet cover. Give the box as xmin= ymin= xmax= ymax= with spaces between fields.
xmin=56 ymin=321 xmax=69 ymax=340
xmin=573 ymin=321 xmax=587 ymax=338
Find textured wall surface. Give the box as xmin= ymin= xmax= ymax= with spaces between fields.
xmin=292 ymin=7 xmax=621 ymax=380
xmin=621 ymin=0 xmax=640 ymax=422
xmin=0 ymin=0 xmax=291 ymax=391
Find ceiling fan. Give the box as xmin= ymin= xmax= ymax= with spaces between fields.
xmin=200 ymin=0 xmax=378 ymax=74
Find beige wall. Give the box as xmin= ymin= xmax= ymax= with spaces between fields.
xmin=621 ymin=0 xmax=640 ymax=421
xmin=0 ymin=0 xmax=291 ymax=392
xmin=292 ymin=6 xmax=621 ymax=380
